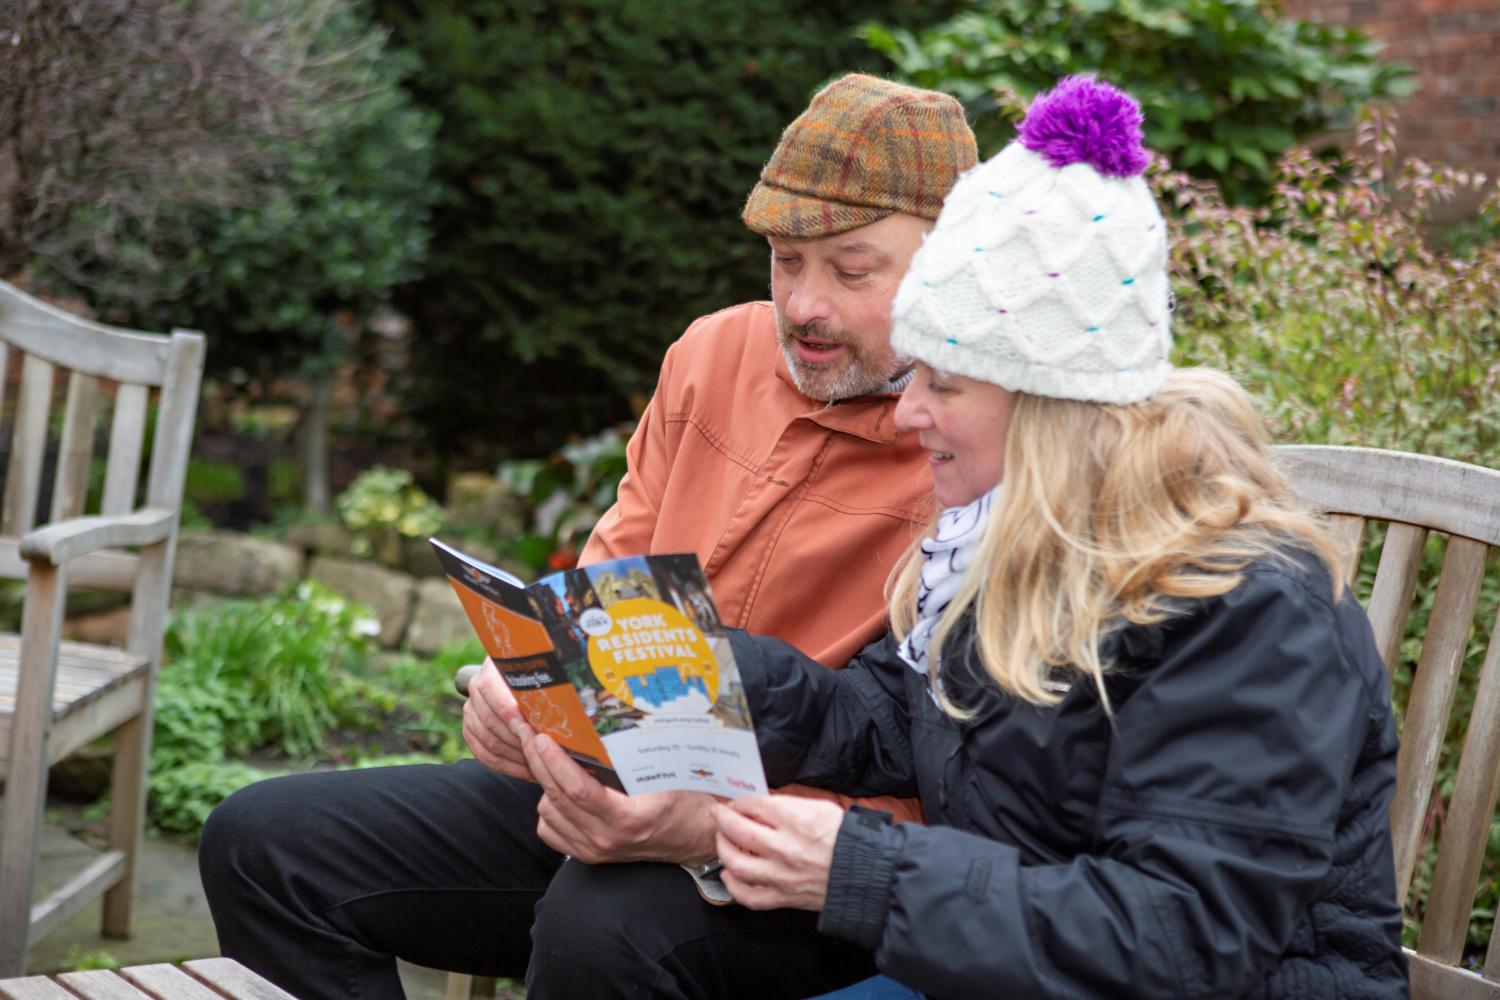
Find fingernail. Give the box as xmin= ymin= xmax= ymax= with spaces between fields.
xmin=508 ymin=716 xmax=523 ymax=737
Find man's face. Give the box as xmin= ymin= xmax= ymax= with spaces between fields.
xmin=769 ymin=213 xmax=931 ymax=402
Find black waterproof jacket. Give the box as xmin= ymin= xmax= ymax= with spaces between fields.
xmin=731 ymin=549 xmax=1409 ymax=999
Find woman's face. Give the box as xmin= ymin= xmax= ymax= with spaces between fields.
xmin=894 ymin=362 xmax=1016 ymax=508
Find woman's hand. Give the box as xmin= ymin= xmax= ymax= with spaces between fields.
xmin=712 ymin=794 xmax=844 ymax=911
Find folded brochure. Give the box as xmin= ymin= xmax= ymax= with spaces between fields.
xmin=430 ymin=539 xmax=767 ymax=798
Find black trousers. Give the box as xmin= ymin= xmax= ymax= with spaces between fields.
xmin=198 ymin=761 xmax=878 ymax=999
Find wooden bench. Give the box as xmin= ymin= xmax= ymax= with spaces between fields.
xmin=449 ymin=444 xmax=1500 ymax=998
xmin=0 ymin=958 xmax=292 ymax=1000
xmin=1282 ymin=445 xmax=1500 ymax=998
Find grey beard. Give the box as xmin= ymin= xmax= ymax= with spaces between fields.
xmin=777 ymin=340 xmax=887 ymax=402
xmin=776 ymin=332 xmax=911 ymax=402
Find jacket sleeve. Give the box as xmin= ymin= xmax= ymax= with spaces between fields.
xmin=730 ymin=630 xmax=920 ymax=800
xmin=579 ymin=342 xmax=677 ymax=564
xmin=818 ymin=570 xmax=1383 ymax=1000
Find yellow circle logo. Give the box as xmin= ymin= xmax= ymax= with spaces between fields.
xmin=586 ymin=598 xmax=717 ymax=713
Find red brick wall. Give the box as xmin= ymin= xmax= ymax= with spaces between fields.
xmin=1281 ymin=0 xmax=1500 ymax=191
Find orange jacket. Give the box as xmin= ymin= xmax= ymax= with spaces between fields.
xmin=582 ymin=301 xmax=933 ymax=821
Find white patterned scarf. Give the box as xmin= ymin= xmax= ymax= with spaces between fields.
xmin=898 ymin=486 xmax=999 ymax=682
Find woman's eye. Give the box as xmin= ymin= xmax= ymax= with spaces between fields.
xmin=836 ymin=270 xmax=869 ymax=282
xmin=774 ymin=256 xmax=800 ymax=268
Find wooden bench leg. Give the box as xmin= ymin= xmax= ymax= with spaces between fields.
xmin=102 ymin=711 xmax=151 ymax=938
xmin=105 ymin=542 xmax=171 ymax=938
xmin=0 ymin=563 xmax=67 ymax=976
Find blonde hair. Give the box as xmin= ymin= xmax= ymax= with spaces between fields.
xmin=888 ymin=367 xmax=1345 ymax=714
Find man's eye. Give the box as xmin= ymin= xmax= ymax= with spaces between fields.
xmin=836 ymin=270 xmax=869 ymax=282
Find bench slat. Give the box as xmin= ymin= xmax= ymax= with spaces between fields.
xmin=180 ymin=960 xmax=296 ymax=1000
xmin=117 ymin=966 xmax=222 ymax=1000
xmin=51 ymin=971 xmax=149 ymax=1000
xmin=1366 ymin=522 xmax=1426 ymax=678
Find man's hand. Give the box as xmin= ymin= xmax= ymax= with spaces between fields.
xmin=462 ymin=658 xmax=534 ymax=782
xmin=712 ymin=795 xmax=843 ymax=912
xmin=519 ymin=724 xmax=718 ymax=866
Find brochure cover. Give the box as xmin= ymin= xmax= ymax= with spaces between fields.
xmin=430 ymin=539 xmax=767 ymax=799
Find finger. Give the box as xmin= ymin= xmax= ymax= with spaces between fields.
xmin=715 ymin=815 xmax=779 ymax=886
xmin=718 ymin=865 xmax=780 ymax=911
xmin=529 ymin=734 xmax=614 ymax=818
xmin=522 ymin=731 xmax=562 ymax=800
xmin=462 ymin=714 xmax=532 ymax=781
xmin=470 ymin=662 xmax=522 ymax=732
xmin=536 ymin=793 xmax=593 ymax=859
xmin=462 ymin=699 xmax=526 ymax=766
xmin=728 ymin=793 xmax=794 ymax=827
xmin=481 ymin=658 xmax=527 ymax=724
xmin=715 ymin=802 xmax=775 ymax=858
xmin=463 ymin=716 xmax=526 ymax=771
xmin=466 ymin=683 xmax=521 ymax=758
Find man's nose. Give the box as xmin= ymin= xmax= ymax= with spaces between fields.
xmin=782 ymin=271 xmax=830 ymax=327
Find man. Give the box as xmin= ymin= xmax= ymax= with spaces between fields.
xmin=199 ymin=73 xmax=977 ymax=1000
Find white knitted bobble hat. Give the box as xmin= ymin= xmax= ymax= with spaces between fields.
xmin=891 ymin=75 xmax=1172 ymax=404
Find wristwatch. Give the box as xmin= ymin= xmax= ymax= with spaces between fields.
xmin=682 ymin=859 xmax=732 ymax=906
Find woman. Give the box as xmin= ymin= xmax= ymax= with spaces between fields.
xmin=711 ymin=77 xmax=1407 ymax=999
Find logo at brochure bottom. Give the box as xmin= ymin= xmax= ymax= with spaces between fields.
xmin=584 ymin=598 xmax=718 ymax=713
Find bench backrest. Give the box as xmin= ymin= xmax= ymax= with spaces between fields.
xmin=0 ymin=280 xmax=204 ymax=593
xmin=1281 ymin=444 xmax=1500 ymax=999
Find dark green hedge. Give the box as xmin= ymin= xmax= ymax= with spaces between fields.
xmin=373 ymin=0 xmax=959 ymax=467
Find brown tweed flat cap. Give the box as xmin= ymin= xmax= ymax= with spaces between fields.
xmin=743 ymin=73 xmax=978 ymax=239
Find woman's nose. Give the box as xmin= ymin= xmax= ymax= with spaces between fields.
xmin=894 ymin=386 xmax=930 ymax=431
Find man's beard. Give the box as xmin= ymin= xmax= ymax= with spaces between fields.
xmin=776 ymin=315 xmax=906 ymax=403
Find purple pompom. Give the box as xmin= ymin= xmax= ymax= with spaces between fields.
xmin=1018 ymin=75 xmax=1149 ymax=177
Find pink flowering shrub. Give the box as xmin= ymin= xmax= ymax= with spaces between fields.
xmin=1165 ymin=109 xmax=1500 ymax=466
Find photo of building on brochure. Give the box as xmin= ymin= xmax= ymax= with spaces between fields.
xmin=530 ymin=554 xmax=755 ymax=738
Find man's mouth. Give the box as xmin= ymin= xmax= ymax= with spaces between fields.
xmin=791 ymin=336 xmax=846 ymax=364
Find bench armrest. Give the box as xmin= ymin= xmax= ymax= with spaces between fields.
xmin=20 ymin=508 xmax=177 ymax=566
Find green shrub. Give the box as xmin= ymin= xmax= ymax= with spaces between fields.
xmin=372 ymin=0 xmax=962 ymax=465
xmin=148 ymin=762 xmax=277 ymax=840
xmin=1168 ymin=110 xmax=1500 ymax=465
xmin=54 ymin=0 xmax=438 ymax=386
xmin=361 ymin=640 xmax=480 ymax=762
xmin=498 ymin=424 xmax=631 ymax=571
xmin=162 ymin=582 xmax=380 ymax=758
xmin=151 ymin=674 xmax=252 ymax=770
xmin=184 ymin=461 xmax=248 ymax=505
xmin=863 ymin=0 xmax=1414 ymax=202
xmin=336 ymin=465 xmax=446 ymax=558
xmin=64 ymin=949 xmax=121 ymax=973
